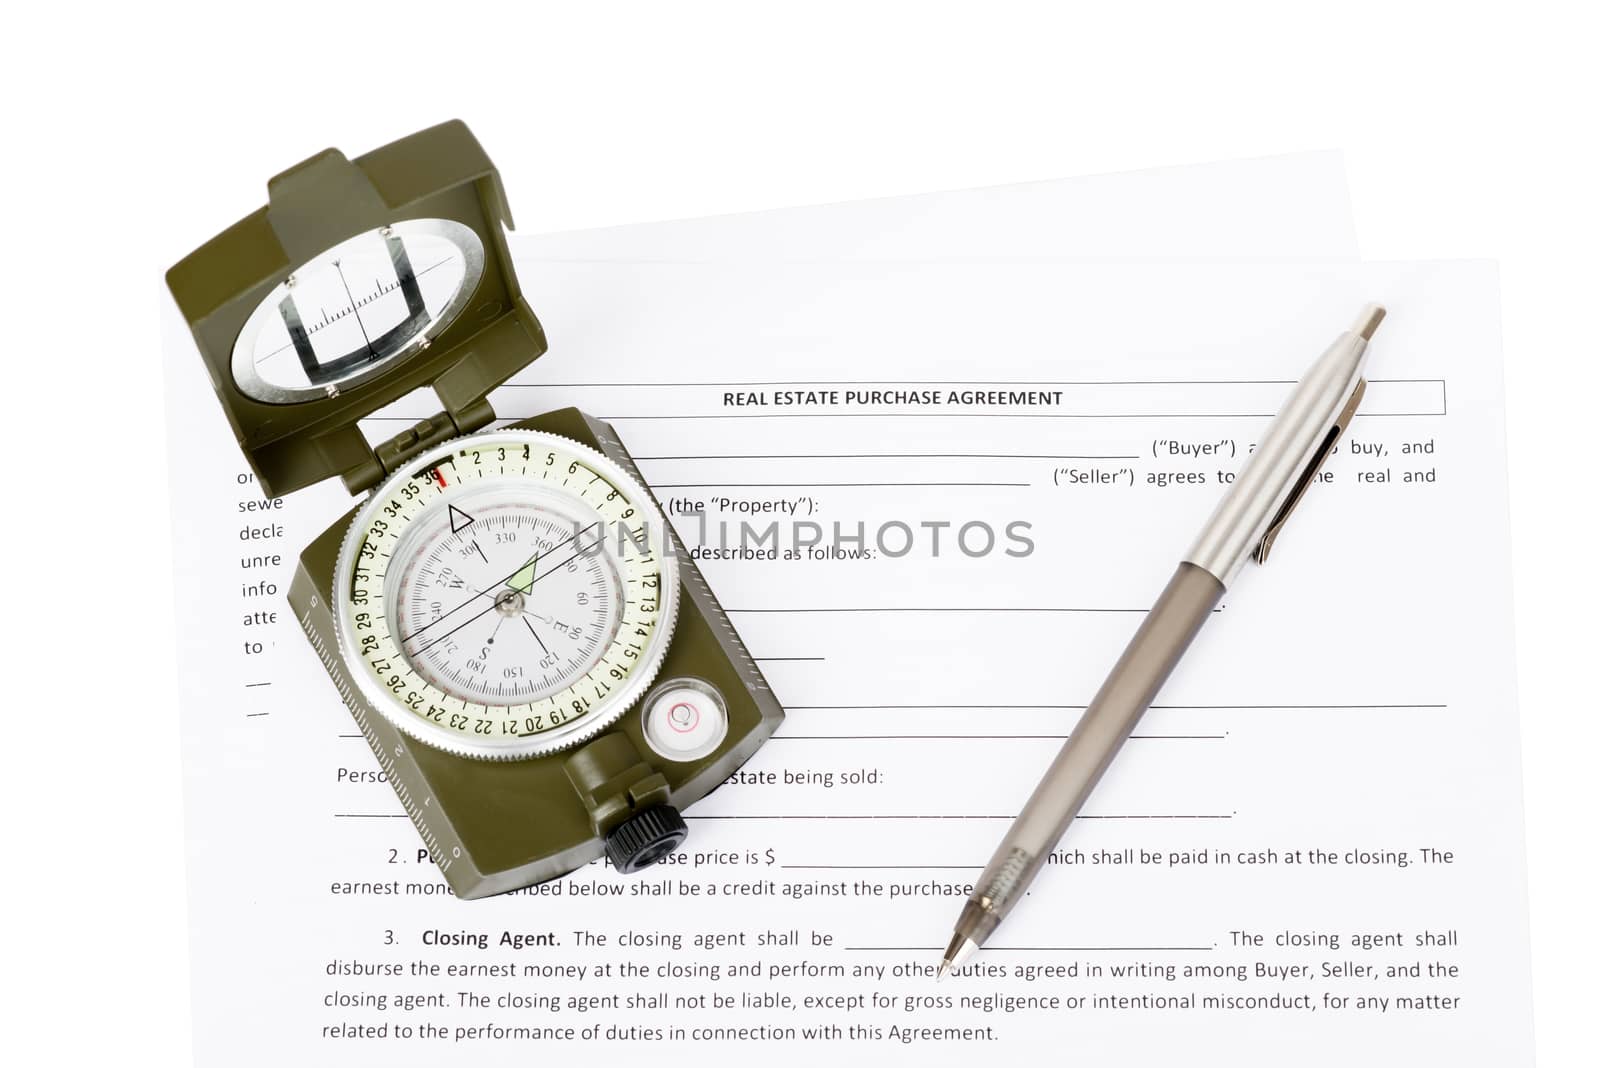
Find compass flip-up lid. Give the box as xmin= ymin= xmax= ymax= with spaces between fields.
xmin=167 ymin=120 xmax=547 ymax=499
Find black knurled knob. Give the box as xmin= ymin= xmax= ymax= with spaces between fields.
xmin=605 ymin=805 xmax=689 ymax=873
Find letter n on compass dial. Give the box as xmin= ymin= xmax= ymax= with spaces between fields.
xmin=334 ymin=430 xmax=679 ymax=760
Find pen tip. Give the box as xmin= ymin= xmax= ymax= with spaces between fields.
xmin=1352 ymin=303 xmax=1386 ymax=341
xmin=937 ymin=960 xmax=952 ymax=981
xmin=939 ymin=933 xmax=979 ymax=978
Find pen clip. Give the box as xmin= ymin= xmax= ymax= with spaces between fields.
xmin=1252 ymin=378 xmax=1367 ymax=565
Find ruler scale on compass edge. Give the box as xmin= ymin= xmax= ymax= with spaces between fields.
xmin=166 ymin=122 xmax=783 ymax=897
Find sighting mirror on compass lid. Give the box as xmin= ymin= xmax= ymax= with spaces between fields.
xmin=166 ymin=120 xmax=547 ymax=500
xmin=229 ymin=218 xmax=486 ymax=403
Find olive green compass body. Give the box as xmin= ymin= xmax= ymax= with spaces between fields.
xmin=167 ymin=121 xmax=783 ymax=898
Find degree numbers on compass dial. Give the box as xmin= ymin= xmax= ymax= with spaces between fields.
xmin=336 ymin=432 xmax=679 ymax=760
xmin=396 ymin=499 xmax=626 ymax=705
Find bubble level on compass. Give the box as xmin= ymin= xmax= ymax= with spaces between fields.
xmin=334 ymin=431 xmax=679 ymax=760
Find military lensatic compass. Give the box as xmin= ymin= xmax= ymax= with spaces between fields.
xmin=167 ymin=122 xmax=783 ymax=897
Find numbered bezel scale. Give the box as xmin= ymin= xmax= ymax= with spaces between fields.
xmin=335 ymin=429 xmax=680 ymax=760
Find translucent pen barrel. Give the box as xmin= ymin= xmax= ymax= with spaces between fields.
xmin=957 ymin=562 xmax=1225 ymax=946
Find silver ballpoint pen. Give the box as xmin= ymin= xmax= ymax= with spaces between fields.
xmin=939 ymin=304 xmax=1386 ymax=978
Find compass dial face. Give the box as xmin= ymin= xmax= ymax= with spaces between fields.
xmin=334 ymin=431 xmax=679 ymax=759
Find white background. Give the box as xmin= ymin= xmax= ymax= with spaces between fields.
xmin=4 ymin=2 xmax=1594 ymax=1063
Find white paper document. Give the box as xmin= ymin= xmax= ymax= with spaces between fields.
xmin=166 ymin=153 xmax=1535 ymax=1063
xmin=165 ymin=247 xmax=1530 ymax=1065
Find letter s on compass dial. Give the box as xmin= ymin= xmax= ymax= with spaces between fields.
xmin=333 ymin=430 xmax=679 ymax=759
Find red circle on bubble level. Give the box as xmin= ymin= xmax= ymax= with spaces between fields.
xmin=667 ymin=701 xmax=700 ymax=733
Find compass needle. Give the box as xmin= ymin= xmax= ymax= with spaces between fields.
xmin=505 ymin=551 xmax=539 ymax=594
xmin=522 ymin=616 xmax=552 ymax=657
